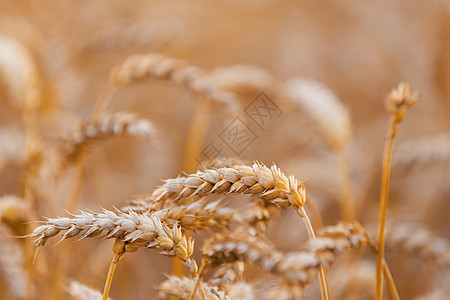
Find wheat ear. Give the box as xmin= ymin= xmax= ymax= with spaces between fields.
xmin=376 ymin=82 xmax=420 ymax=300
xmin=285 ymin=79 xmax=355 ymax=222
xmin=96 ymin=53 xmax=239 ymax=115
xmin=63 ymin=111 xmax=155 ymax=163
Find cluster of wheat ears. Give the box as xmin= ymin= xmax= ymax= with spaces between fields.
xmin=1 ymin=36 xmax=449 ymax=300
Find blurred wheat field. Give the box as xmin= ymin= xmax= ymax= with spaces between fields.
xmin=0 ymin=1 xmax=449 ymax=299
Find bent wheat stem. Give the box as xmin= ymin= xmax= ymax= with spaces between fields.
xmin=103 ymin=239 xmax=126 ymax=300
xmin=297 ymin=206 xmax=329 ymax=300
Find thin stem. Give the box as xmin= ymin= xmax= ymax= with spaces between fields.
xmin=102 ymin=254 xmax=121 ymax=300
xmin=190 ymin=263 xmax=206 ymax=300
xmin=368 ymin=240 xmax=399 ymax=300
xmin=376 ymin=117 xmax=397 ymax=300
xmin=296 ymin=207 xmax=329 ymax=300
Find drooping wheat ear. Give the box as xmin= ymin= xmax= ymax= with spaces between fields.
xmin=386 ymin=221 xmax=450 ymax=268
xmin=202 ymin=222 xmax=368 ymax=285
xmin=376 ymin=82 xmax=420 ymax=300
xmin=63 ymin=112 xmax=156 ymax=162
xmin=28 ymin=209 xmax=197 ymax=275
xmin=0 ymin=35 xmax=42 ymax=112
xmin=152 ymin=162 xmax=306 ymax=210
xmin=210 ymin=64 xmax=274 ymax=96
xmin=284 ymin=79 xmax=355 ymax=222
xmin=0 ymin=225 xmax=28 ymax=299
xmin=158 ymin=276 xmax=228 ymax=300
xmin=393 ymin=133 xmax=450 ymax=170
xmin=108 ymin=53 xmax=239 ymax=115
xmin=66 ymin=280 xmax=112 ymax=300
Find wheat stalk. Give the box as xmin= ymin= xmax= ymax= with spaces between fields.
xmin=376 ymin=82 xmax=420 ymax=300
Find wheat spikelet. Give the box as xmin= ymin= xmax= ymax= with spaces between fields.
xmin=157 ymin=276 xmax=228 ymax=300
xmin=111 ymin=53 xmax=239 ymax=114
xmin=67 ymin=280 xmax=112 ymax=300
xmin=29 ymin=209 xmax=197 ymax=274
xmin=64 ymin=112 xmax=155 ymax=161
xmin=0 ymin=225 xmax=27 ymax=298
xmin=284 ymin=79 xmax=352 ymax=150
xmin=152 ymin=162 xmax=307 ymax=210
xmin=0 ymin=35 xmax=42 ymax=112
xmin=386 ymin=221 xmax=450 ymax=268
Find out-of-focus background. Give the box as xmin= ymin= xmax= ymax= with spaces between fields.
xmin=0 ymin=1 xmax=449 ymax=299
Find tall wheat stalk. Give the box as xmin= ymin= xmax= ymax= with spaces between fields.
xmin=376 ymin=82 xmax=420 ymax=299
